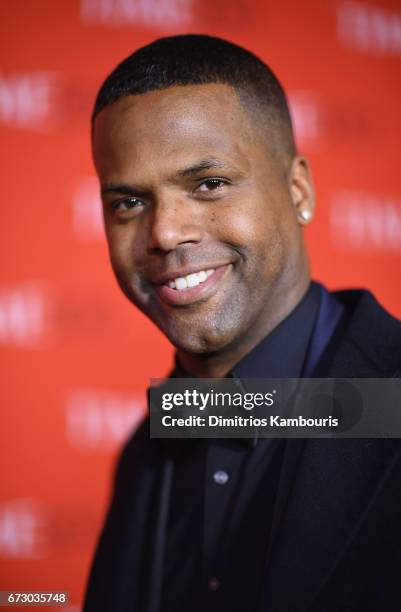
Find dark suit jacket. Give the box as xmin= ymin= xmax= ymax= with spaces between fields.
xmin=84 ymin=288 xmax=401 ymax=612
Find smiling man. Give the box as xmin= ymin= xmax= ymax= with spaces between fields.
xmin=84 ymin=35 xmax=401 ymax=612
xmin=93 ymin=63 xmax=312 ymax=377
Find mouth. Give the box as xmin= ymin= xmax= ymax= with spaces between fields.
xmin=153 ymin=264 xmax=232 ymax=306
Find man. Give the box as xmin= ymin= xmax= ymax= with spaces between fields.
xmin=84 ymin=35 xmax=401 ymax=612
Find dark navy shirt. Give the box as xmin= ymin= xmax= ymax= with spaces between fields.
xmin=161 ymin=282 xmax=334 ymax=612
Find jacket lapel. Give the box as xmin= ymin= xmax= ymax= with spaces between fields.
xmin=258 ymin=290 xmax=401 ymax=611
xmin=259 ymin=436 xmax=401 ymax=611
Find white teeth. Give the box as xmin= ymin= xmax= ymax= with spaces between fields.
xmin=167 ymin=268 xmax=216 ymax=291
xmin=175 ymin=277 xmax=187 ymax=290
xmin=186 ymin=273 xmax=200 ymax=288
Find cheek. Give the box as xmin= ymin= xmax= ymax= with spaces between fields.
xmin=215 ymin=197 xmax=287 ymax=274
xmin=105 ymin=225 xmax=146 ymax=285
xmin=107 ymin=229 xmax=130 ymax=270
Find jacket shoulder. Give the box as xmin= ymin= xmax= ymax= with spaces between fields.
xmin=331 ymin=288 xmax=401 ymax=376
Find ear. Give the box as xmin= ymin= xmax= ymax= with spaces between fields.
xmin=288 ymin=156 xmax=315 ymax=225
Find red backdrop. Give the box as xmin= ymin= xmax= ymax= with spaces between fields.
xmin=1 ymin=1 xmax=401 ymax=609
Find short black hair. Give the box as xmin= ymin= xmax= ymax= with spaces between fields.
xmin=92 ymin=34 xmax=296 ymax=161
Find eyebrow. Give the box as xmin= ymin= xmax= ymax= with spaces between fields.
xmin=100 ymin=157 xmax=240 ymax=196
xmin=177 ymin=156 xmax=233 ymax=177
xmin=101 ymin=183 xmax=139 ymax=197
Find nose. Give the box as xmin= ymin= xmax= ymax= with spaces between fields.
xmin=147 ymin=197 xmax=204 ymax=253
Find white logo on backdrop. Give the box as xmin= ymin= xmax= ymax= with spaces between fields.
xmin=0 ymin=499 xmax=48 ymax=559
xmin=338 ymin=2 xmax=401 ymax=55
xmin=288 ymin=92 xmax=322 ymax=151
xmin=66 ymin=389 xmax=145 ymax=451
xmin=330 ymin=189 xmax=401 ymax=251
xmin=0 ymin=282 xmax=48 ymax=347
xmin=0 ymin=72 xmax=59 ymax=130
xmin=80 ymin=0 xmax=192 ymax=27
xmin=72 ymin=177 xmax=104 ymax=241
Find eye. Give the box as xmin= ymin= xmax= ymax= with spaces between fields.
xmin=196 ymin=178 xmax=227 ymax=193
xmin=112 ymin=197 xmax=143 ymax=212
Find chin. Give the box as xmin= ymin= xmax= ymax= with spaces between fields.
xmin=161 ymin=316 xmax=241 ymax=355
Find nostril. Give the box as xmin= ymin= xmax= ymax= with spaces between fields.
xmin=148 ymin=224 xmax=204 ymax=253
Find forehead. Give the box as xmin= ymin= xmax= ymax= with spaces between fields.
xmin=92 ymin=83 xmax=265 ymax=177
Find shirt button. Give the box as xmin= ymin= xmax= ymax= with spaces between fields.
xmin=213 ymin=470 xmax=229 ymax=485
xmin=208 ymin=577 xmax=221 ymax=591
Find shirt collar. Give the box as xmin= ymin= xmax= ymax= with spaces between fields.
xmin=231 ymin=281 xmax=322 ymax=380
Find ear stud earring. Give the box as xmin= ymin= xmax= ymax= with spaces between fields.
xmin=298 ymin=209 xmax=312 ymax=223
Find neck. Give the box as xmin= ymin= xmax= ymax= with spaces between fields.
xmin=177 ymin=275 xmax=311 ymax=378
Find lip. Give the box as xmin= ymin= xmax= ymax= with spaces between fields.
xmin=154 ymin=264 xmax=232 ymax=306
xmin=150 ymin=264 xmax=228 ymax=287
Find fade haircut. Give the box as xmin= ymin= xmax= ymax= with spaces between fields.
xmin=92 ymin=34 xmax=297 ymax=163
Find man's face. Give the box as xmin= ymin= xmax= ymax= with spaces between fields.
xmin=92 ymin=83 xmax=308 ymax=354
